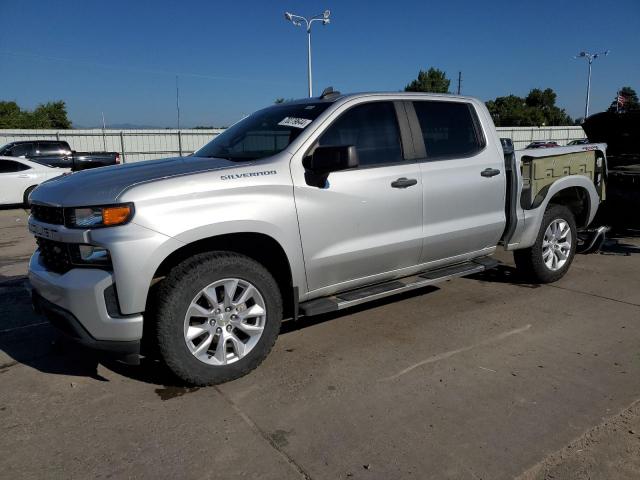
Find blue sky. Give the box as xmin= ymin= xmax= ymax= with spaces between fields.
xmin=0 ymin=0 xmax=638 ymax=128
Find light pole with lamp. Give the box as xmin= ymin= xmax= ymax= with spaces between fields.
xmin=575 ymin=50 xmax=609 ymax=119
xmin=284 ymin=10 xmax=331 ymax=97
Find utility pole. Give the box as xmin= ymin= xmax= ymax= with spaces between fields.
xmin=457 ymin=71 xmax=462 ymax=95
xmin=176 ymin=75 xmax=181 ymax=130
xmin=101 ymin=112 xmax=107 ymax=151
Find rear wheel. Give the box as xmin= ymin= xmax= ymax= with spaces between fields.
xmin=155 ymin=252 xmax=282 ymax=386
xmin=514 ymin=204 xmax=577 ymax=283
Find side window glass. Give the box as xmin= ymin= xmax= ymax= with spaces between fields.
xmin=37 ymin=143 xmax=62 ymax=156
xmin=412 ymin=101 xmax=485 ymax=159
xmin=10 ymin=144 xmax=32 ymax=157
xmin=318 ymin=102 xmax=403 ymax=167
xmin=0 ymin=160 xmax=29 ymax=173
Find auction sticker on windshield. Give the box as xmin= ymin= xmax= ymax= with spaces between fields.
xmin=278 ymin=117 xmax=312 ymax=129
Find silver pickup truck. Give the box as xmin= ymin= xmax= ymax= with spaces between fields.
xmin=27 ymin=91 xmax=607 ymax=385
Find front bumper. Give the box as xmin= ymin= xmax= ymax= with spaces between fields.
xmin=29 ymin=250 xmax=144 ymax=343
xmin=32 ymin=289 xmax=140 ymax=364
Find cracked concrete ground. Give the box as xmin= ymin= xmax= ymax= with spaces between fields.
xmin=1 ymin=207 xmax=639 ymax=479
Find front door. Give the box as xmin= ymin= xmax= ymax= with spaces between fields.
xmin=292 ymin=101 xmax=423 ymax=294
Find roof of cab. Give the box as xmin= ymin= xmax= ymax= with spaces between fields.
xmin=283 ymin=90 xmax=480 ymax=105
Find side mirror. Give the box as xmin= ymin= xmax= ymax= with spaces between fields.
xmin=303 ymin=145 xmax=358 ymax=173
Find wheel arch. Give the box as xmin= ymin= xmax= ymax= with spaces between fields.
xmin=150 ymin=232 xmax=297 ymax=320
xmin=547 ymin=185 xmax=592 ymax=228
xmin=23 ymin=184 xmax=39 ymax=205
xmin=510 ymin=176 xmax=600 ymax=250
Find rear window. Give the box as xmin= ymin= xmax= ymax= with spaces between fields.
xmin=412 ymin=101 xmax=485 ymax=159
xmin=195 ymin=102 xmax=331 ymax=161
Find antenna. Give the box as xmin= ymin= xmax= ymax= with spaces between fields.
xmin=320 ymin=86 xmax=340 ymax=99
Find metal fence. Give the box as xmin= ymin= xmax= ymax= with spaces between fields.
xmin=495 ymin=126 xmax=586 ymax=149
xmin=0 ymin=129 xmax=224 ymax=163
xmin=0 ymin=126 xmax=586 ymax=162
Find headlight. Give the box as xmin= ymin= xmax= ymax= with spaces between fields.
xmin=66 ymin=203 xmax=134 ymax=228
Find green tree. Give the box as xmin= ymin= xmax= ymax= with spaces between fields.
xmin=34 ymin=101 xmax=72 ymax=129
xmin=485 ymin=95 xmax=529 ymax=126
xmin=0 ymin=100 xmax=71 ymax=128
xmin=608 ymin=86 xmax=640 ymax=112
xmin=524 ymin=88 xmax=572 ymax=125
xmin=486 ymin=88 xmax=572 ymax=126
xmin=0 ymin=101 xmax=26 ymax=128
xmin=404 ymin=68 xmax=450 ymax=93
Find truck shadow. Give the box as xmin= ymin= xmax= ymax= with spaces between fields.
xmin=0 ymin=281 xmax=445 ymax=391
xmin=9 ymin=241 xmax=634 ymax=392
xmin=280 ymin=285 xmax=441 ymax=335
xmin=467 ymin=264 xmax=542 ymax=288
xmin=0 ymin=277 xmax=178 ymax=387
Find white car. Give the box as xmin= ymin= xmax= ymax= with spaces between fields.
xmin=0 ymin=156 xmax=69 ymax=206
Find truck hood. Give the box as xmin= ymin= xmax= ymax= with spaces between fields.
xmin=30 ymin=156 xmax=241 ymax=206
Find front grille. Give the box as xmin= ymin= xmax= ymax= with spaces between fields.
xmin=31 ymin=204 xmax=64 ymax=225
xmin=37 ymin=238 xmax=72 ymax=274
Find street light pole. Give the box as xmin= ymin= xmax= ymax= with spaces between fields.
xmin=307 ymin=27 xmax=312 ymax=97
xmin=575 ymin=50 xmax=609 ymax=119
xmin=285 ymin=10 xmax=331 ymax=97
xmin=585 ymin=58 xmax=592 ymax=119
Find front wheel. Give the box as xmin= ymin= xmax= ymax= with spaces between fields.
xmin=155 ymin=252 xmax=282 ymax=386
xmin=514 ymin=204 xmax=577 ymax=283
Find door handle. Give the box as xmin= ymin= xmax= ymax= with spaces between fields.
xmin=18 ymin=174 xmax=29 ymax=178
xmin=391 ymin=177 xmax=418 ymax=188
xmin=480 ymin=168 xmax=501 ymax=178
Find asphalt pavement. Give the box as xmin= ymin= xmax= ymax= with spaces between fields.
xmin=1 ymin=207 xmax=639 ymax=479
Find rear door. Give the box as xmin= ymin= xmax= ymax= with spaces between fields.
xmin=292 ymin=101 xmax=423 ymax=294
xmin=33 ymin=142 xmax=72 ymax=168
xmin=408 ymin=100 xmax=506 ymax=264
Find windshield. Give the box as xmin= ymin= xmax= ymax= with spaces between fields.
xmin=194 ymin=102 xmax=331 ymax=161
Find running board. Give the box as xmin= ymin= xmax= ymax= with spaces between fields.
xmin=299 ymin=257 xmax=498 ymax=316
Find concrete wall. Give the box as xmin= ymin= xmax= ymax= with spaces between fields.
xmin=0 ymin=126 xmax=586 ymax=163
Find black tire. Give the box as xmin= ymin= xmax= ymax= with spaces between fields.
xmin=23 ymin=185 xmax=37 ymax=207
xmin=155 ymin=252 xmax=282 ymax=386
xmin=514 ymin=204 xmax=577 ymax=283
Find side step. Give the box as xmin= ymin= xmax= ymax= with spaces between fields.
xmin=299 ymin=257 xmax=498 ymax=316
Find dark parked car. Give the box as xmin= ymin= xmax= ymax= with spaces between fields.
xmin=0 ymin=140 xmax=120 ymax=171
xmin=525 ymin=141 xmax=560 ymax=149
xmin=583 ymin=111 xmax=640 ymax=227
xmin=567 ymin=139 xmax=590 ymax=145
